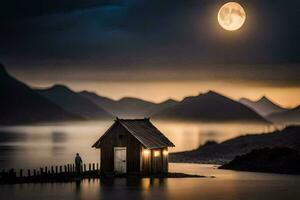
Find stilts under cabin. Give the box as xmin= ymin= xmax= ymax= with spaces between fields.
xmin=92 ymin=118 xmax=175 ymax=175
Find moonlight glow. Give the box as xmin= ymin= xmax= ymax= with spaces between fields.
xmin=218 ymin=2 xmax=246 ymax=31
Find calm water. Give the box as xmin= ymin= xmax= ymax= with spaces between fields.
xmin=1 ymin=164 xmax=300 ymax=200
xmin=0 ymin=120 xmax=275 ymax=169
xmin=0 ymin=121 xmax=298 ymax=200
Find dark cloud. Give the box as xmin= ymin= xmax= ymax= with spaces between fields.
xmin=0 ymin=0 xmax=120 ymax=19
xmin=0 ymin=0 xmax=299 ymax=85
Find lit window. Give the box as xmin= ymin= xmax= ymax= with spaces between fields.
xmin=163 ymin=150 xmax=168 ymax=156
xmin=154 ymin=150 xmax=160 ymax=157
xmin=143 ymin=149 xmax=150 ymax=156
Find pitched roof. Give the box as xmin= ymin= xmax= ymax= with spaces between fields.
xmin=92 ymin=118 xmax=175 ymax=149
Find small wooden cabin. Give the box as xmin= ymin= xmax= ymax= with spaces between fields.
xmin=92 ymin=118 xmax=175 ymax=175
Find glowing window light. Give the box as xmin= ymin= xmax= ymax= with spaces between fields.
xmin=143 ymin=149 xmax=150 ymax=156
xmin=154 ymin=151 xmax=160 ymax=157
xmin=163 ymin=150 xmax=168 ymax=156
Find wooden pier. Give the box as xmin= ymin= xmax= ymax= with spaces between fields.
xmin=0 ymin=163 xmax=210 ymax=184
xmin=0 ymin=163 xmax=100 ymax=184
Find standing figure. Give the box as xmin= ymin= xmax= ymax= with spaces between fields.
xmin=75 ymin=153 xmax=82 ymax=175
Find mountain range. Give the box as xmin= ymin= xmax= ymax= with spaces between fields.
xmin=153 ymin=91 xmax=269 ymax=123
xmin=0 ymin=64 xmax=81 ymax=125
xmin=239 ymin=96 xmax=287 ymax=117
xmin=1 ymin=64 xmax=299 ymax=125
xmin=36 ymin=85 xmax=112 ymax=119
xmin=240 ymin=97 xmax=300 ymax=125
xmin=79 ymin=91 xmax=178 ymax=118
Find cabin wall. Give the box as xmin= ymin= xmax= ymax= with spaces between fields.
xmin=162 ymin=148 xmax=168 ymax=173
xmin=141 ymin=147 xmax=151 ymax=174
xmin=99 ymin=123 xmax=142 ymax=174
xmin=141 ymin=147 xmax=169 ymax=174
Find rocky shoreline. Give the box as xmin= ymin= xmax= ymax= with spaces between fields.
xmin=220 ymin=147 xmax=300 ymax=174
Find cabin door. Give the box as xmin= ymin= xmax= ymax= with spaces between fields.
xmin=114 ymin=147 xmax=127 ymax=173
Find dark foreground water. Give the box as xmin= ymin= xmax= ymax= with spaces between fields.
xmin=1 ymin=164 xmax=300 ymax=200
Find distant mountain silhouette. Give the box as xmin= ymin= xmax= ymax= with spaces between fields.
xmin=239 ymin=96 xmax=287 ymax=116
xmin=267 ymin=106 xmax=300 ymax=125
xmin=154 ymin=91 xmax=269 ymax=123
xmin=220 ymin=147 xmax=300 ymax=174
xmin=36 ymin=85 xmax=112 ymax=119
xmin=170 ymin=126 xmax=300 ymax=164
xmin=0 ymin=64 xmax=81 ymax=125
xmin=79 ymin=91 xmax=178 ymax=118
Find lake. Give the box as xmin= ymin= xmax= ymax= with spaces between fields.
xmin=0 ymin=121 xmax=298 ymax=200
xmin=0 ymin=163 xmax=300 ymax=200
xmin=0 ymin=120 xmax=275 ymax=170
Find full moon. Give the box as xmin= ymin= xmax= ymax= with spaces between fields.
xmin=218 ymin=2 xmax=246 ymax=31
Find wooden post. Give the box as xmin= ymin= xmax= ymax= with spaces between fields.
xmin=20 ymin=169 xmax=23 ymax=177
xmin=84 ymin=164 xmax=86 ymax=172
xmin=40 ymin=168 xmax=44 ymax=175
xmin=89 ymin=163 xmax=91 ymax=171
xmin=67 ymin=164 xmax=70 ymax=173
xmin=96 ymin=163 xmax=99 ymax=170
xmin=60 ymin=166 xmax=62 ymax=173
xmin=72 ymin=164 xmax=75 ymax=172
xmin=55 ymin=166 xmax=58 ymax=174
xmin=34 ymin=169 xmax=37 ymax=177
xmin=64 ymin=165 xmax=67 ymax=173
xmin=27 ymin=169 xmax=31 ymax=177
xmin=10 ymin=168 xmax=16 ymax=178
xmin=92 ymin=163 xmax=95 ymax=171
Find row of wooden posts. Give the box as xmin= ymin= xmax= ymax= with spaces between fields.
xmin=1 ymin=163 xmax=100 ymax=178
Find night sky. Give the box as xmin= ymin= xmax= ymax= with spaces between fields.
xmin=0 ymin=0 xmax=299 ymax=106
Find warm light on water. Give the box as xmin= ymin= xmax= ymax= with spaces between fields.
xmin=153 ymin=120 xmax=275 ymax=152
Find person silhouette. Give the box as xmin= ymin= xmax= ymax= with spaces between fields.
xmin=75 ymin=153 xmax=82 ymax=175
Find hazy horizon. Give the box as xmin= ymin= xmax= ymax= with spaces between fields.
xmin=6 ymin=66 xmax=299 ymax=108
